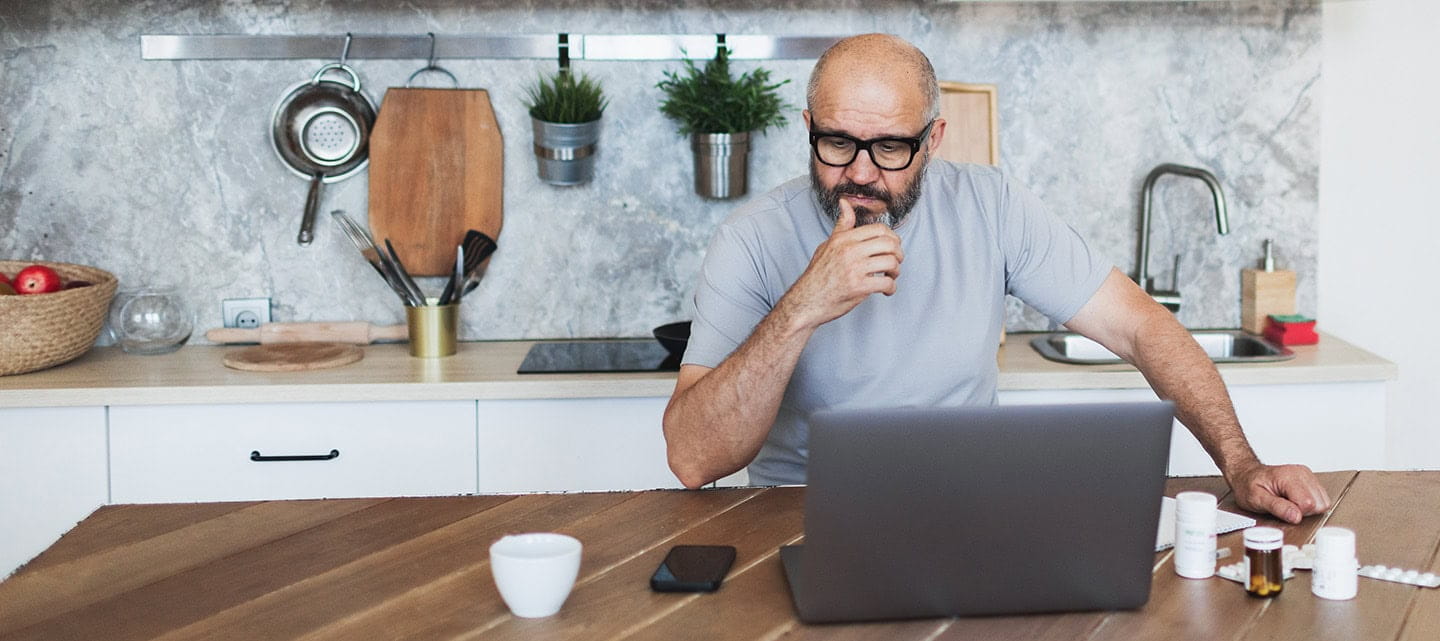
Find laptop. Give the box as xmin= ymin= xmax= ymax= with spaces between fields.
xmin=780 ymin=401 xmax=1175 ymax=623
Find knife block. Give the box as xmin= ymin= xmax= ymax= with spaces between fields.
xmin=1240 ymin=269 xmax=1296 ymax=335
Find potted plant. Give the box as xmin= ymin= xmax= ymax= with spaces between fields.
xmin=525 ymin=68 xmax=608 ymax=186
xmin=657 ymin=48 xmax=793 ymax=199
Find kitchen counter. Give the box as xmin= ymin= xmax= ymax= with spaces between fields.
xmin=3 ymin=471 xmax=1437 ymax=640
xmin=0 ymin=332 xmax=1395 ymax=408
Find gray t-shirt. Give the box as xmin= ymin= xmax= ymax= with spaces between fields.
xmin=684 ymin=160 xmax=1112 ymax=486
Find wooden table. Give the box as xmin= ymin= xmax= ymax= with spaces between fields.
xmin=1 ymin=471 xmax=1437 ymax=640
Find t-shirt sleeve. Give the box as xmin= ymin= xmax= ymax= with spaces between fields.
xmin=997 ymin=175 xmax=1114 ymax=325
xmin=684 ymin=222 xmax=774 ymax=368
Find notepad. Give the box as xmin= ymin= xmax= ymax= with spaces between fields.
xmin=1154 ymin=496 xmax=1257 ymax=551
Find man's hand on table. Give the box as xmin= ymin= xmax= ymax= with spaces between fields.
xmin=1228 ymin=461 xmax=1332 ymax=524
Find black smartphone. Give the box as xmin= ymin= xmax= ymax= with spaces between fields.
xmin=649 ymin=545 xmax=737 ymax=592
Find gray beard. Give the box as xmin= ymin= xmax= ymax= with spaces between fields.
xmin=811 ymin=155 xmax=928 ymax=228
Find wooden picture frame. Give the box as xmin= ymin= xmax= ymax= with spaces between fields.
xmin=936 ymin=82 xmax=999 ymax=166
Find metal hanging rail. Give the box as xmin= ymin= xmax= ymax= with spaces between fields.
xmin=139 ymin=34 xmax=839 ymax=62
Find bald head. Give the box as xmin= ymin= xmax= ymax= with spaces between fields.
xmin=807 ymin=34 xmax=939 ymax=123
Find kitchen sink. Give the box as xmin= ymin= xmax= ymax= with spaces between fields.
xmin=1030 ymin=330 xmax=1294 ymax=365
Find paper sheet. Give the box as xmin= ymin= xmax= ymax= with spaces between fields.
xmin=1154 ymin=495 xmax=1256 ymax=551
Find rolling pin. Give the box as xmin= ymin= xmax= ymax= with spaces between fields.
xmin=206 ymin=322 xmax=408 ymax=345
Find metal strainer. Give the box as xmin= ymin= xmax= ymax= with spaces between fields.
xmin=270 ymin=36 xmax=377 ymax=246
xmin=300 ymin=107 xmax=360 ymax=165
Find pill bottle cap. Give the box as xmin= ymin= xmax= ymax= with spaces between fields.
xmin=1315 ymin=527 xmax=1356 ymax=561
xmin=1244 ymin=526 xmax=1284 ymax=551
xmin=1176 ymin=491 xmax=1217 ymax=510
xmin=1175 ymin=491 xmax=1217 ymax=522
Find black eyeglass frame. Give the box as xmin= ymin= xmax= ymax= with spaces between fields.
xmin=808 ymin=119 xmax=937 ymax=171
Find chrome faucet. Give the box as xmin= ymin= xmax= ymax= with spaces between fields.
xmin=1134 ymin=163 xmax=1230 ymax=312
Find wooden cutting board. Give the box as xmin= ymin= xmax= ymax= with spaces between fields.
xmin=368 ymin=87 xmax=503 ymax=276
xmin=222 ymin=342 xmax=364 ymax=372
xmin=936 ymin=81 xmax=998 ymax=166
xmin=208 ymin=322 xmax=407 ymax=345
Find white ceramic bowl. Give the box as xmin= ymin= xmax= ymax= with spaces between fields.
xmin=489 ymin=533 xmax=583 ymax=618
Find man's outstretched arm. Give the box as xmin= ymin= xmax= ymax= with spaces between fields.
xmin=1064 ymin=268 xmax=1331 ymax=523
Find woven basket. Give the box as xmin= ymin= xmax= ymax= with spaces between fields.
xmin=0 ymin=260 xmax=118 ymax=376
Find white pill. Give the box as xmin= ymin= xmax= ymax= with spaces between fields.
xmin=1404 ymin=570 xmax=1420 ymax=581
xmin=1421 ymin=572 xmax=1437 ymax=583
xmin=1386 ymin=568 xmax=1404 ymax=580
xmin=1372 ymin=565 xmax=1387 ymax=573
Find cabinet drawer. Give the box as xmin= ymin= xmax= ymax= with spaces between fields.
xmin=477 ymin=397 xmax=681 ymax=493
xmin=110 ymin=401 xmax=476 ymax=503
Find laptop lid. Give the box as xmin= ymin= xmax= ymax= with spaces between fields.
xmin=785 ymin=401 xmax=1174 ymax=623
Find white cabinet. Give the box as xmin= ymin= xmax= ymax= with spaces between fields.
xmin=109 ymin=401 xmax=477 ymax=503
xmin=477 ymin=397 xmax=682 ymax=492
xmin=999 ymin=380 xmax=1388 ymax=476
xmin=0 ymin=407 xmax=108 ymax=578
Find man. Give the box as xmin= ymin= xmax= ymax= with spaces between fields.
xmin=663 ymin=34 xmax=1330 ymax=524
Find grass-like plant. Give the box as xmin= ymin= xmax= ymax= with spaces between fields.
xmin=526 ymin=69 xmax=608 ymax=124
xmin=656 ymin=48 xmax=792 ymax=135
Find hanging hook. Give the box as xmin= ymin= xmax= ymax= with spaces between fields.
xmin=406 ymin=32 xmax=458 ymax=88
xmin=558 ymin=33 xmax=570 ymax=72
xmin=339 ymin=32 xmax=353 ymax=65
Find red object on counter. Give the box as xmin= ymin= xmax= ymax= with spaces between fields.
xmin=1263 ymin=315 xmax=1319 ymax=346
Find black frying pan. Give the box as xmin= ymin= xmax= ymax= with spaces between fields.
xmin=270 ymin=45 xmax=377 ymax=246
xmin=653 ymin=321 xmax=691 ymax=359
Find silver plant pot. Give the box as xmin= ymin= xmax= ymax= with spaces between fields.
xmin=532 ymin=117 xmax=601 ymax=186
xmin=691 ymin=132 xmax=750 ymax=200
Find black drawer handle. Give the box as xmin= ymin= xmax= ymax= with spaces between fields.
xmin=249 ymin=449 xmax=340 ymax=462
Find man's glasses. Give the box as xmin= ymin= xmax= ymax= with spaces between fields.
xmin=809 ymin=120 xmax=936 ymax=171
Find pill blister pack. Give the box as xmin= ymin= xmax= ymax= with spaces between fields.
xmin=1213 ymin=554 xmax=1438 ymax=589
xmin=1216 ymin=561 xmax=1294 ymax=584
xmin=1358 ymin=566 xmax=1440 ymax=588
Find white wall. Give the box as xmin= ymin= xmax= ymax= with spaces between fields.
xmin=1321 ymin=0 xmax=1440 ymax=469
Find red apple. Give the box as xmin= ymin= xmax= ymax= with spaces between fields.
xmin=14 ymin=265 xmax=63 ymax=294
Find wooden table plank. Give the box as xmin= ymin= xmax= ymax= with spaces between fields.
xmin=468 ymin=487 xmax=804 ymax=641
xmin=152 ymin=492 xmax=634 ymax=641
xmin=1395 ymin=532 xmax=1440 ymax=641
xmin=1 ymin=496 xmax=510 ymax=641
xmin=1244 ymin=471 xmax=1440 ymax=641
xmin=295 ymin=488 xmax=757 ymax=641
xmin=0 ymin=497 xmax=386 ymax=637
xmin=599 ymin=488 xmax=810 ymax=641
xmin=1086 ymin=471 xmax=1356 ymax=641
xmin=18 ymin=502 xmax=258 ymax=573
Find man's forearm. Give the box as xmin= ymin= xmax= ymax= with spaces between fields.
xmin=663 ymin=300 xmax=816 ymax=488
xmin=1128 ymin=313 xmax=1261 ymax=481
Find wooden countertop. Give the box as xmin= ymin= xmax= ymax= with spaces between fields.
xmin=0 ymin=332 xmax=1395 ymax=408
xmin=1 ymin=471 xmax=1436 ymax=640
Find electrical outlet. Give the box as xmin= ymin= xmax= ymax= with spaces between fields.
xmin=222 ymin=298 xmax=272 ymax=329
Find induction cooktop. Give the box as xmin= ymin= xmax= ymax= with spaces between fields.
xmin=517 ymin=340 xmax=680 ymax=374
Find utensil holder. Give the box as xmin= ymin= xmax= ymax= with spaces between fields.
xmin=406 ymin=302 xmax=457 ymax=358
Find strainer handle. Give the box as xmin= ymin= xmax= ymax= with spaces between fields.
xmin=298 ymin=172 xmax=323 ymax=246
xmin=310 ymin=63 xmax=362 ymax=92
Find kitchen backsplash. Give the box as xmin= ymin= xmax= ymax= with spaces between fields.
xmin=0 ymin=0 xmax=1319 ymax=340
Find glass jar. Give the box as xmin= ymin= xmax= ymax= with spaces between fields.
xmin=1244 ymin=526 xmax=1285 ymax=598
xmin=109 ymin=286 xmax=193 ymax=355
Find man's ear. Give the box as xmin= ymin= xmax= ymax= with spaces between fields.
xmin=927 ymin=118 xmax=947 ymax=153
xmin=803 ymin=109 xmax=812 ymax=132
